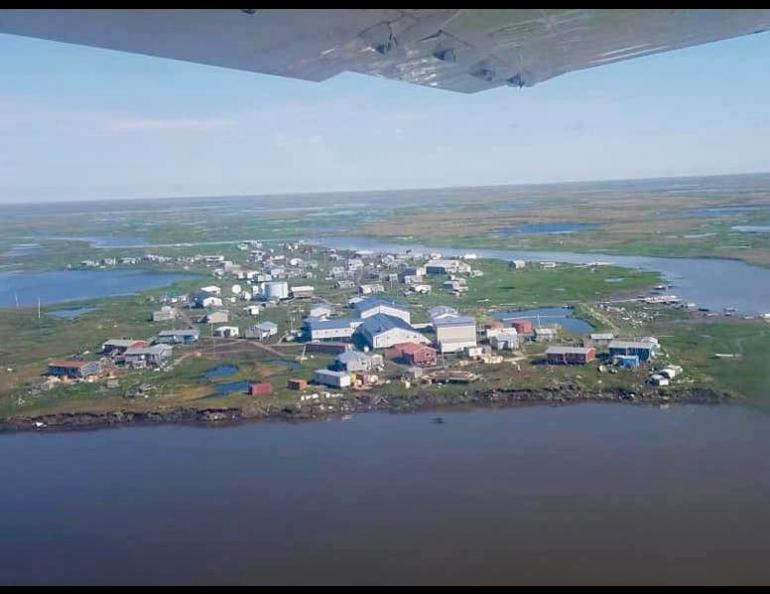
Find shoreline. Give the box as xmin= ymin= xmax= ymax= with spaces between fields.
xmin=0 ymin=386 xmax=736 ymax=434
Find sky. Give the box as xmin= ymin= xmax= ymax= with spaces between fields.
xmin=1 ymin=27 xmax=770 ymax=203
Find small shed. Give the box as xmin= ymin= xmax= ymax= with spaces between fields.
xmin=249 ymin=382 xmax=273 ymax=396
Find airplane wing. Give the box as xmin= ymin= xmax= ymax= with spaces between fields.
xmin=1 ymin=9 xmax=769 ymax=92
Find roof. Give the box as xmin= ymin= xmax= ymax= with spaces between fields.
xmin=336 ymin=350 xmax=370 ymax=363
xmin=434 ymin=315 xmax=476 ymax=327
xmin=125 ymin=344 xmax=172 ymax=356
xmin=546 ymin=346 xmax=595 ymax=355
xmin=314 ymin=369 xmax=349 ymax=378
xmin=256 ymin=321 xmax=278 ymax=330
xmin=428 ymin=305 xmax=458 ymax=319
xmin=609 ymin=340 xmax=657 ymax=350
xmin=353 ymin=297 xmax=408 ymax=313
xmin=48 ymin=359 xmax=90 ymax=368
xmin=157 ymin=329 xmax=199 ymax=337
xmin=305 ymin=317 xmax=356 ymax=331
xmin=590 ymin=333 xmax=615 ymax=340
xmin=103 ymin=339 xmax=144 ymax=348
xmin=392 ymin=342 xmax=435 ymax=355
xmin=359 ymin=313 xmax=413 ymax=336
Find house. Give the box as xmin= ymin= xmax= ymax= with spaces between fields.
xmin=386 ymin=343 xmax=438 ymax=366
xmin=200 ymin=285 xmax=221 ymax=296
xmin=545 ymin=346 xmax=596 ymax=365
xmin=507 ymin=319 xmax=534 ymax=335
xmin=309 ymin=303 xmax=335 ymax=318
xmin=213 ymin=325 xmax=240 ymax=338
xmin=47 ymin=359 xmax=102 ymax=379
xmin=509 ymin=259 xmax=527 ymax=269
xmin=191 ymin=292 xmax=223 ymax=309
xmin=123 ymin=344 xmax=173 ymax=368
xmin=353 ymin=298 xmax=411 ymax=324
xmin=312 ymin=369 xmax=352 ymax=388
xmin=304 ymin=317 xmax=360 ymax=341
xmin=287 ymin=378 xmax=308 ymax=390
xmin=357 ymin=314 xmax=429 ymax=350
xmin=264 ymin=281 xmax=289 ymax=300
xmin=358 ymin=283 xmax=385 ymax=296
xmin=534 ymin=327 xmax=558 ymax=342
xmin=204 ymin=310 xmax=229 ymax=324
xmin=412 ymin=283 xmax=432 ymax=294
xmin=490 ymin=331 xmax=519 ymax=351
xmin=290 ymin=285 xmax=315 ymax=299
xmin=245 ymin=305 xmax=261 ymax=316
xmin=650 ymin=374 xmax=670 ymax=386
xmin=434 ymin=315 xmax=477 ymax=354
xmin=588 ymin=332 xmax=615 ymax=347
xmin=609 ymin=339 xmax=659 ymax=362
xmin=333 ymin=350 xmax=383 ymax=373
xmin=155 ymin=328 xmax=200 ymax=345
xmin=425 ymin=259 xmax=471 ymax=275
xmin=249 ymin=382 xmax=273 ymax=396
xmin=152 ymin=306 xmax=177 ymax=322
xmin=247 ymin=321 xmax=278 ymax=340
xmin=102 ymin=339 xmax=147 ymax=356
xmin=428 ymin=305 xmax=459 ymax=323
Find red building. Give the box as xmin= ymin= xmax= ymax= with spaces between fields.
xmin=249 ymin=382 xmax=273 ymax=396
xmin=545 ymin=346 xmax=596 ymax=365
xmin=386 ymin=342 xmax=438 ymax=366
xmin=509 ymin=319 xmax=533 ymax=334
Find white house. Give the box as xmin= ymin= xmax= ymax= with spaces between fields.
xmin=214 ymin=325 xmax=240 ymax=338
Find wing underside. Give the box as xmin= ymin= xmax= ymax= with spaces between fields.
xmin=1 ymin=9 xmax=769 ymax=92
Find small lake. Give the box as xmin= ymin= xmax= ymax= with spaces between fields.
xmin=493 ymin=223 xmax=597 ymax=235
xmin=324 ymin=237 xmax=770 ymax=314
xmin=0 ymin=270 xmax=194 ymax=307
xmin=202 ymin=364 xmax=239 ymax=380
xmin=493 ymin=307 xmax=594 ymax=333
xmin=47 ymin=306 xmax=97 ymax=320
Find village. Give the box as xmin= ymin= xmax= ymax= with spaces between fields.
xmin=37 ymin=240 xmax=688 ymax=410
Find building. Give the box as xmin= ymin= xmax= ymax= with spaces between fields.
xmin=504 ymin=318 xmax=533 ymax=335
xmin=290 ymin=285 xmax=315 ymax=299
xmin=155 ymin=329 xmax=200 ymax=344
xmin=509 ymin=259 xmax=526 ymax=269
xmin=357 ymin=314 xmax=429 ymax=350
xmin=434 ymin=315 xmax=477 ymax=354
xmin=425 ymin=259 xmax=471 ymax=275
xmin=588 ymin=332 xmax=615 ymax=347
xmin=123 ymin=344 xmax=173 ymax=368
xmin=545 ymin=346 xmax=596 ymax=365
xmin=287 ymin=378 xmax=308 ymax=390
xmin=191 ymin=292 xmax=223 ymax=309
xmin=353 ymin=298 xmax=411 ymax=324
xmin=333 ymin=350 xmax=383 ymax=373
xmin=47 ymin=359 xmax=102 ymax=379
xmin=249 ymin=382 xmax=273 ymax=396
xmin=200 ymin=285 xmax=221 ymax=296
xmin=312 ymin=369 xmax=352 ymax=388
xmin=264 ymin=281 xmax=289 ymax=300
xmin=309 ymin=303 xmax=335 ymax=318
xmin=304 ymin=317 xmax=359 ymax=341
xmin=247 ymin=321 xmax=278 ymax=340
xmin=213 ymin=325 xmax=240 ymax=338
xmin=412 ymin=283 xmax=432 ymax=294
xmin=428 ymin=305 xmax=459 ymax=323
xmin=245 ymin=305 xmax=261 ymax=316
xmin=102 ymin=339 xmax=147 ymax=356
xmin=490 ymin=331 xmax=519 ymax=351
xmin=358 ymin=283 xmax=385 ymax=296
xmin=608 ymin=339 xmax=659 ymax=362
xmin=152 ymin=306 xmax=178 ymax=322
xmin=386 ymin=342 xmax=438 ymax=366
xmin=533 ymin=327 xmax=558 ymax=342
xmin=204 ymin=310 xmax=229 ymax=324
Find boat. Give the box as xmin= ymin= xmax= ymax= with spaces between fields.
xmin=431 ymin=417 xmax=445 ymax=424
